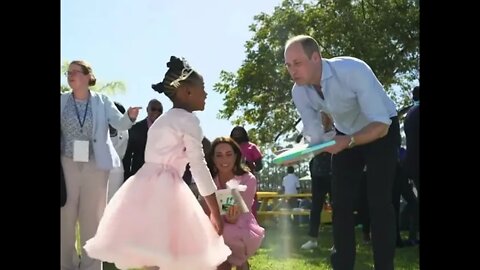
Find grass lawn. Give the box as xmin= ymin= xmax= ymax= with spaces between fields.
xmin=247 ymin=218 xmax=419 ymax=270
xmin=93 ymin=218 xmax=418 ymax=270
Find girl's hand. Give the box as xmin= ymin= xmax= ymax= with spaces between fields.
xmin=210 ymin=211 xmax=224 ymax=235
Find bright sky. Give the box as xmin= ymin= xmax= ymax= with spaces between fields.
xmin=61 ymin=0 xmax=283 ymax=140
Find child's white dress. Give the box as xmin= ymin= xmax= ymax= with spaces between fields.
xmin=84 ymin=108 xmax=231 ymax=270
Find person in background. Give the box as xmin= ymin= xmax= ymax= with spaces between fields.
xmin=282 ymin=166 xmax=300 ymax=208
xmin=205 ymin=136 xmax=265 ymax=270
xmin=106 ymin=101 xmax=130 ymax=202
xmin=230 ymin=126 xmax=263 ymax=218
xmin=300 ymin=152 xmax=333 ymax=249
xmin=404 ymin=86 xmax=419 ymax=193
xmin=61 ymin=60 xmax=139 ymax=270
xmin=123 ymin=98 xmax=163 ymax=180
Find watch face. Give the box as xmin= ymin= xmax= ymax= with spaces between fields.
xmin=348 ymin=137 xmax=355 ymax=147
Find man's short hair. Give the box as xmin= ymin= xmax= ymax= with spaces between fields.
xmin=285 ymin=35 xmax=321 ymax=58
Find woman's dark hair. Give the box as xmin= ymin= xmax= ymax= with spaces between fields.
xmin=151 ymin=56 xmax=202 ymax=101
xmin=206 ymin=136 xmax=249 ymax=178
xmin=230 ymin=126 xmax=250 ymax=144
xmin=202 ymin=137 xmax=212 ymax=154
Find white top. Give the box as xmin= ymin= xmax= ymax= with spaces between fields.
xmin=144 ymin=108 xmax=216 ymax=196
xmin=282 ymin=173 xmax=300 ymax=195
xmin=111 ymin=129 xmax=129 ymax=160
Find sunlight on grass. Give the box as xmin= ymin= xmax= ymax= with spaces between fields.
xmin=75 ymin=222 xmax=82 ymax=256
xmin=249 ymin=219 xmax=419 ymax=270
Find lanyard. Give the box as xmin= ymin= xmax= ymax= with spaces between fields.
xmin=72 ymin=93 xmax=90 ymax=133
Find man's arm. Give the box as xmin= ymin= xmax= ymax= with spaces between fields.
xmin=325 ymin=62 xmax=393 ymax=154
xmin=292 ymin=87 xmax=326 ymax=145
xmin=349 ymin=122 xmax=390 ymax=145
xmin=350 ymin=61 xmax=393 ymax=144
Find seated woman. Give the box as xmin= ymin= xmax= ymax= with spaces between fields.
xmin=204 ymin=136 xmax=265 ymax=270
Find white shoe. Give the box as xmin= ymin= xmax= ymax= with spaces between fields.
xmin=301 ymin=240 xmax=318 ymax=249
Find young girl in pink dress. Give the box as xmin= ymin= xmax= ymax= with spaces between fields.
xmin=204 ymin=136 xmax=265 ymax=270
xmin=84 ymin=56 xmax=231 ymax=270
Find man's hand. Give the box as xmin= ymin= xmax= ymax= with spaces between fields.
xmin=324 ymin=135 xmax=351 ymax=154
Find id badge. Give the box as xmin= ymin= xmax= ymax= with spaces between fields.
xmin=73 ymin=140 xmax=89 ymax=162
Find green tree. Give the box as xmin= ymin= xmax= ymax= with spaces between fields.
xmin=214 ymin=0 xmax=419 ymax=145
xmin=61 ymin=61 xmax=126 ymax=94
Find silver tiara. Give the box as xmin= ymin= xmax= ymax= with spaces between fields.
xmin=170 ymin=58 xmax=194 ymax=88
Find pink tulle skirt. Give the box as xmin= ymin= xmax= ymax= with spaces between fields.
xmin=84 ymin=163 xmax=231 ymax=270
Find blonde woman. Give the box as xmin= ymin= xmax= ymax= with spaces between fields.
xmin=61 ymin=60 xmax=139 ymax=270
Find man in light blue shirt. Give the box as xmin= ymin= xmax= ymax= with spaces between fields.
xmin=284 ymin=35 xmax=401 ymax=270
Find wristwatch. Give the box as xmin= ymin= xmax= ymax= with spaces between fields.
xmin=348 ymin=135 xmax=356 ymax=148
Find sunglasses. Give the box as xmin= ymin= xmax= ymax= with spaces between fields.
xmin=64 ymin=70 xmax=85 ymax=77
xmin=149 ymin=107 xmax=162 ymax=112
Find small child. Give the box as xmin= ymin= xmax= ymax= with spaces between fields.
xmin=84 ymin=56 xmax=231 ymax=270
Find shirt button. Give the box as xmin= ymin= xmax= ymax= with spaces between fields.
xmin=93 ymin=139 xmax=97 ymax=143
